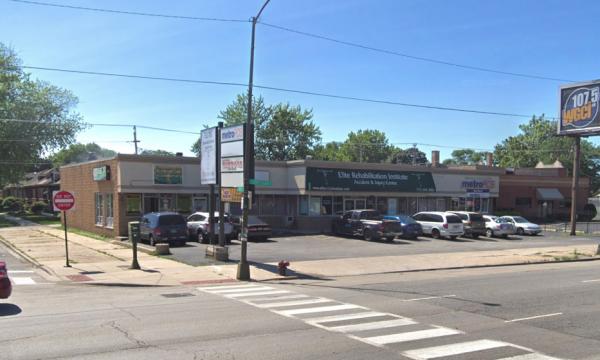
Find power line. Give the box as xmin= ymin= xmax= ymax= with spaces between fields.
xmin=259 ymin=22 xmax=576 ymax=83
xmin=21 ymin=65 xmax=557 ymax=120
xmin=7 ymin=0 xmax=249 ymax=23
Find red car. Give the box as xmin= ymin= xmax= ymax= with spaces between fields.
xmin=0 ymin=261 xmax=12 ymax=299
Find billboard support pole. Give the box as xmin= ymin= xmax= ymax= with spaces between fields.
xmin=218 ymin=122 xmax=226 ymax=248
xmin=208 ymin=184 xmax=215 ymax=244
xmin=570 ymin=136 xmax=581 ymax=236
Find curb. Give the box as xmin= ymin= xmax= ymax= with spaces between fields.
xmin=0 ymin=234 xmax=60 ymax=281
xmin=296 ymin=256 xmax=600 ymax=279
xmin=110 ymin=240 xmax=155 ymax=255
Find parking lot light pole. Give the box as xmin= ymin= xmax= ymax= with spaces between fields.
xmin=238 ymin=0 xmax=270 ymax=281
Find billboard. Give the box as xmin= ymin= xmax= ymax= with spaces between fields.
xmin=200 ymin=127 xmax=217 ymax=185
xmin=559 ymin=80 xmax=600 ymax=136
xmin=305 ymin=167 xmax=436 ymax=193
xmin=220 ymin=124 xmax=245 ymax=188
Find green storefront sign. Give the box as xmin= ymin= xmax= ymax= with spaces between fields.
xmin=154 ymin=166 xmax=183 ymax=185
xmin=306 ymin=167 xmax=436 ymax=193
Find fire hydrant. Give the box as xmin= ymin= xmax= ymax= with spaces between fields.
xmin=278 ymin=260 xmax=290 ymax=276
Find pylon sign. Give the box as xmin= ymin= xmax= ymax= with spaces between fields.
xmin=558 ymin=80 xmax=600 ymax=136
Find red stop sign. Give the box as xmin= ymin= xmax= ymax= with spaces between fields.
xmin=53 ymin=191 xmax=75 ymax=211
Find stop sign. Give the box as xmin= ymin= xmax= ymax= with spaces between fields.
xmin=53 ymin=191 xmax=75 ymax=211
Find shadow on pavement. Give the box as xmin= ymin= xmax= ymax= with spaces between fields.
xmin=84 ymin=283 xmax=173 ymax=288
xmin=250 ymin=261 xmax=329 ymax=281
xmin=0 ymin=303 xmax=22 ymax=316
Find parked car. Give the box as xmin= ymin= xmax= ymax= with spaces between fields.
xmin=229 ymin=215 xmax=273 ymax=241
xmin=383 ymin=214 xmax=423 ymax=239
xmin=498 ymin=216 xmax=542 ymax=235
xmin=483 ymin=215 xmax=516 ymax=238
xmin=0 ymin=261 xmax=12 ymax=299
xmin=449 ymin=211 xmax=486 ymax=239
xmin=187 ymin=212 xmax=234 ymax=243
xmin=139 ymin=212 xmax=188 ymax=246
xmin=333 ymin=209 xmax=403 ymax=241
xmin=412 ymin=211 xmax=464 ymax=239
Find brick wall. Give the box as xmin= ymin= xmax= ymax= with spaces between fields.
xmin=59 ymin=159 xmax=118 ymax=238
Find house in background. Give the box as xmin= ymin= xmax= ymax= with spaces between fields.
xmin=2 ymin=168 xmax=60 ymax=204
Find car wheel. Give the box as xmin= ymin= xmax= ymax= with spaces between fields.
xmin=486 ymin=229 xmax=493 ymax=238
xmin=431 ymin=229 xmax=441 ymax=239
xmin=450 ymin=235 xmax=458 ymax=240
xmin=517 ymin=227 xmax=524 ymax=235
xmin=363 ymin=229 xmax=374 ymax=241
xmin=198 ymin=230 xmax=207 ymax=244
xmin=502 ymin=234 xmax=508 ymax=239
xmin=149 ymin=234 xmax=156 ymax=247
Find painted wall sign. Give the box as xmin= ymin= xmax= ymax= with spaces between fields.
xmin=154 ymin=166 xmax=183 ymax=185
xmin=559 ymin=80 xmax=600 ymax=136
xmin=306 ymin=167 xmax=436 ymax=192
xmin=92 ymin=166 xmax=110 ymax=181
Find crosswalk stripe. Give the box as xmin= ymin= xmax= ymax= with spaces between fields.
xmin=364 ymin=326 xmax=461 ymax=345
xmin=304 ymin=311 xmax=387 ymax=324
xmin=256 ymin=298 xmax=333 ymax=308
xmin=496 ymin=354 xmax=562 ymax=360
xmin=197 ymin=284 xmax=257 ymax=291
xmin=246 ymin=294 xmax=310 ymax=303
xmin=225 ymin=290 xmax=290 ymax=298
xmin=12 ymin=277 xmax=36 ymax=285
xmin=277 ymin=304 xmax=363 ymax=316
xmin=207 ymin=286 xmax=274 ymax=294
xmin=327 ymin=318 xmax=416 ymax=333
xmin=402 ymin=339 xmax=507 ymax=359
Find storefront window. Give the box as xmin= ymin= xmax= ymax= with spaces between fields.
xmin=95 ymin=193 xmax=104 ymax=226
xmin=106 ymin=193 xmax=114 ymax=228
xmin=126 ymin=194 xmax=141 ymax=216
xmin=160 ymin=194 xmax=175 ymax=211
xmin=376 ymin=197 xmax=388 ymax=214
xmin=321 ymin=196 xmax=333 ymax=215
xmin=144 ymin=194 xmax=159 ymax=214
xmin=408 ymin=198 xmax=418 ymax=215
xmin=333 ymin=197 xmax=343 ymax=214
xmin=309 ymin=196 xmax=321 ymax=216
xmin=356 ymin=199 xmax=366 ymax=209
xmin=387 ymin=198 xmax=397 ymax=215
xmin=366 ymin=196 xmax=376 ymax=210
xmin=344 ymin=199 xmax=355 ymax=211
xmin=299 ymin=196 xmax=308 ymax=216
xmin=177 ymin=195 xmax=192 ymax=214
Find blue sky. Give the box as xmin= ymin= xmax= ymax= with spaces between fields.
xmin=3 ymin=0 xmax=600 ymax=161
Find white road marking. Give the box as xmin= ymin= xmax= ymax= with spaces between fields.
xmin=206 ymin=286 xmax=274 ymax=294
xmin=581 ymin=279 xmax=600 ymax=283
xmin=496 ymin=353 xmax=563 ymax=360
xmin=505 ymin=313 xmax=563 ymax=323
xmin=225 ymin=290 xmax=290 ymax=298
xmin=276 ymin=304 xmax=363 ymax=316
xmin=402 ymin=295 xmax=457 ymax=302
xmin=8 ymin=270 xmax=34 ymax=274
xmin=402 ymin=339 xmax=508 ymax=359
xmin=363 ymin=326 xmax=462 ymax=345
xmin=304 ymin=311 xmax=386 ymax=324
xmin=197 ymin=284 xmax=259 ymax=291
xmin=256 ymin=298 xmax=333 ymax=308
xmin=246 ymin=294 xmax=309 ymax=303
xmin=327 ymin=318 xmax=416 ymax=333
xmin=12 ymin=277 xmax=36 ymax=285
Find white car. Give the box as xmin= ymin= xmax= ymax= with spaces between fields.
xmin=412 ymin=211 xmax=464 ymax=239
xmin=483 ymin=215 xmax=516 ymax=238
xmin=186 ymin=212 xmax=234 ymax=243
xmin=498 ymin=216 xmax=542 ymax=235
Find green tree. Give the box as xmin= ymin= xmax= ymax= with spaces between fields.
xmin=51 ymin=143 xmax=116 ymax=166
xmin=443 ymin=149 xmax=487 ymax=165
xmin=0 ymin=44 xmax=84 ymax=185
xmin=339 ymin=129 xmax=392 ymax=163
xmin=390 ymin=146 xmax=428 ymax=165
xmin=312 ymin=141 xmax=343 ymax=161
xmin=494 ymin=115 xmax=600 ymax=192
xmin=139 ymin=149 xmax=176 ymax=157
xmin=191 ymin=93 xmax=321 ymax=161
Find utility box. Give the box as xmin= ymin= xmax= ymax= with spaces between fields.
xmin=128 ymin=221 xmax=140 ymax=243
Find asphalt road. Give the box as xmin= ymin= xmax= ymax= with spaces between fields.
xmin=4 ymin=255 xmax=600 ymax=359
xmin=159 ymin=231 xmax=600 ymax=266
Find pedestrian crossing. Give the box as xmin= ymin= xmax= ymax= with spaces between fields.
xmin=198 ymin=283 xmax=564 ymax=360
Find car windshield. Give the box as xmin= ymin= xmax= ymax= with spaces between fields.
xmin=446 ymin=215 xmax=462 ymax=223
xmin=248 ymin=216 xmax=266 ymax=225
xmin=512 ymin=216 xmax=529 ymax=223
xmin=453 ymin=213 xmax=468 ymax=220
xmin=158 ymin=215 xmax=185 ymax=226
xmin=470 ymin=214 xmax=484 ymax=222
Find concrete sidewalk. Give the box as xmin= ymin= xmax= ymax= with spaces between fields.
xmin=1 ymin=214 xmax=599 ymax=284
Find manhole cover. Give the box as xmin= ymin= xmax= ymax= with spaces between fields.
xmin=161 ymin=293 xmax=195 ymax=298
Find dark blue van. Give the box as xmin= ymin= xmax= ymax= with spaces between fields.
xmin=383 ymin=214 xmax=423 ymax=239
xmin=140 ymin=212 xmax=188 ymax=246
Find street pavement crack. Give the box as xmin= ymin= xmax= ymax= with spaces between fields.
xmin=104 ymin=320 xmax=148 ymax=348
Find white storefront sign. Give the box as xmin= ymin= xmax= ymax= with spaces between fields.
xmin=220 ymin=124 xmax=245 ymax=188
xmin=200 ymin=127 xmax=217 ymax=185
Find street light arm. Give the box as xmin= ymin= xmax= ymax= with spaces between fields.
xmin=255 ymin=0 xmax=271 ymax=21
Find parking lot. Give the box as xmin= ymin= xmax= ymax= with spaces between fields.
xmin=156 ymin=231 xmax=600 ymax=267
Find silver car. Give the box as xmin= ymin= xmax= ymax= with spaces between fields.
xmin=187 ymin=212 xmax=234 ymax=243
xmin=412 ymin=211 xmax=464 ymax=239
xmin=499 ymin=216 xmax=542 ymax=235
xmin=483 ymin=215 xmax=516 ymax=238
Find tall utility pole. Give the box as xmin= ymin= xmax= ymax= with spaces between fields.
xmin=238 ymin=0 xmax=271 ymax=281
xmin=133 ymin=125 xmax=140 ymax=155
xmin=570 ymin=136 xmax=581 ymax=236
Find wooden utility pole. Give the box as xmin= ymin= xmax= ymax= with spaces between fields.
xmin=570 ymin=136 xmax=581 ymax=236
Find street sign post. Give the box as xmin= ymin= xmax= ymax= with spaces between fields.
xmin=53 ymin=191 xmax=74 ymax=267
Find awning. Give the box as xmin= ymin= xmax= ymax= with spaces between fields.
xmin=536 ymin=188 xmax=564 ymax=201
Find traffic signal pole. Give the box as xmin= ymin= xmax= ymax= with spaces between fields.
xmin=237 ymin=0 xmax=270 ymax=281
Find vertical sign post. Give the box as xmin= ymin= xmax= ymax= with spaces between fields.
xmin=53 ymin=191 xmax=75 ymax=267
xmin=558 ymin=80 xmax=600 ymax=236
xmin=200 ymin=127 xmax=218 ymax=245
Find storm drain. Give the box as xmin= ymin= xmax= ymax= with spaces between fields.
xmin=161 ymin=292 xmax=196 ymax=298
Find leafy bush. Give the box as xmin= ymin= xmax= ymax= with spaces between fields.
xmin=30 ymin=201 xmax=48 ymax=215
xmin=580 ymin=204 xmax=598 ymax=222
xmin=2 ymin=197 xmax=24 ymax=212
